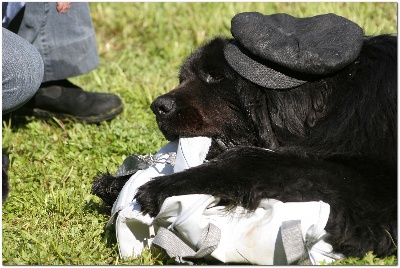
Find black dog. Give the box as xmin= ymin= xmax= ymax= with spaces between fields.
xmin=92 ymin=14 xmax=397 ymax=258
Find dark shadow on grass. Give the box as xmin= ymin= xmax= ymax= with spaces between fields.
xmin=84 ymin=198 xmax=111 ymax=214
xmin=2 ymin=109 xmax=101 ymax=133
xmin=2 ymin=112 xmax=35 ymax=132
xmin=84 ymin=199 xmax=118 ymax=248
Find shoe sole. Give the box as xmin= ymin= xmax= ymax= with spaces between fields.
xmin=31 ymin=104 xmax=124 ymax=124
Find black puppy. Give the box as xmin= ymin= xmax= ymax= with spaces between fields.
xmin=92 ymin=14 xmax=397 ymax=258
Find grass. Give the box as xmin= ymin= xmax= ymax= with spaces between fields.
xmin=2 ymin=2 xmax=397 ymax=265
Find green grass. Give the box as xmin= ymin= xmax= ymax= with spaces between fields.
xmin=2 ymin=2 xmax=397 ymax=265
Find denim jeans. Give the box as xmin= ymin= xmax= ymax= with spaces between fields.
xmin=2 ymin=28 xmax=44 ymax=113
xmin=15 ymin=2 xmax=99 ymax=82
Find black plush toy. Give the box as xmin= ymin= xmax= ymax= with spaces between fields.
xmin=92 ymin=13 xmax=397 ymax=258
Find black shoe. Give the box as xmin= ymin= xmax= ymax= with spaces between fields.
xmin=21 ymin=80 xmax=124 ymax=123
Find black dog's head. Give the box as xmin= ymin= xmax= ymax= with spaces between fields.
xmin=151 ymin=38 xmax=263 ymax=157
xmin=151 ymin=37 xmax=337 ymax=158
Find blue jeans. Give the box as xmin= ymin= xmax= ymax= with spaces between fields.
xmin=2 ymin=28 xmax=44 ymax=113
xmin=15 ymin=2 xmax=99 ymax=82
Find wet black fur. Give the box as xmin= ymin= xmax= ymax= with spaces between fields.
xmin=92 ymin=35 xmax=397 ymax=257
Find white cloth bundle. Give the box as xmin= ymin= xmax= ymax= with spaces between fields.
xmin=109 ymin=137 xmax=344 ymax=264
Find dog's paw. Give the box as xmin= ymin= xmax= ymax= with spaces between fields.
xmin=135 ymin=178 xmax=173 ymax=217
xmin=91 ymin=172 xmax=131 ymax=206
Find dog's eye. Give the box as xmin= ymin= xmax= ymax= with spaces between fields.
xmin=206 ymin=73 xmax=224 ymax=83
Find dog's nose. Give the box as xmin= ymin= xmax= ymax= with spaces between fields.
xmin=151 ymin=96 xmax=176 ymax=117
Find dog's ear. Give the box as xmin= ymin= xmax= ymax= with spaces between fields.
xmin=238 ymin=80 xmax=331 ymax=148
xmin=238 ymin=81 xmax=279 ymax=149
xmin=305 ymin=82 xmax=331 ymax=128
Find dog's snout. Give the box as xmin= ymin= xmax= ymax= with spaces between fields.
xmin=151 ymin=96 xmax=176 ymax=117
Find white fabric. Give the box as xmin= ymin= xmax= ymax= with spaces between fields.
xmin=110 ymin=137 xmax=344 ymax=264
xmin=111 ymin=137 xmax=212 ymax=258
xmin=153 ymin=195 xmax=341 ymax=265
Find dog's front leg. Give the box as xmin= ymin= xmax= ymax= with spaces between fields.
xmin=135 ymin=146 xmax=397 ymax=257
xmin=134 ymin=146 xmax=346 ymax=216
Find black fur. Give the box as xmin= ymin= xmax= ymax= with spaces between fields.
xmin=91 ymin=172 xmax=131 ymax=206
xmin=93 ymin=35 xmax=397 ymax=257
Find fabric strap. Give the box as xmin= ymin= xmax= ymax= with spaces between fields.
xmin=281 ymin=220 xmax=312 ymax=265
xmin=152 ymin=223 xmax=220 ymax=264
xmin=152 ymin=219 xmax=313 ymax=264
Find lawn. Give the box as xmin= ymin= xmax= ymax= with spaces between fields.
xmin=2 ymin=2 xmax=397 ymax=265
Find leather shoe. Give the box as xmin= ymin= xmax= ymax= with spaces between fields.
xmin=22 ymin=80 xmax=123 ymax=123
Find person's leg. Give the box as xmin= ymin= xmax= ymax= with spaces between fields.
xmin=16 ymin=2 xmax=99 ymax=81
xmin=2 ymin=27 xmax=44 ymax=203
xmin=9 ymin=3 xmax=123 ymax=123
xmin=2 ymin=27 xmax=44 ymax=113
